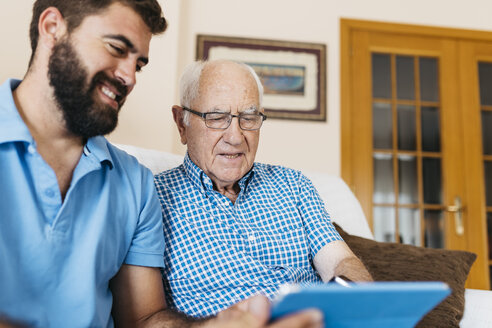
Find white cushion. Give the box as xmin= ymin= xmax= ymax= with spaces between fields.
xmin=114 ymin=144 xmax=183 ymax=175
xmin=304 ymin=171 xmax=374 ymax=240
xmin=461 ymin=289 xmax=492 ymax=327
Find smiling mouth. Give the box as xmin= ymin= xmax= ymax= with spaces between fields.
xmin=100 ymin=85 xmax=123 ymax=108
xmin=101 ymin=85 xmax=116 ymax=100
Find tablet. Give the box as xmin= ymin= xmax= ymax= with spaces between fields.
xmin=271 ymin=281 xmax=450 ymax=328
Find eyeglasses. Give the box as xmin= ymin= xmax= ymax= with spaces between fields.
xmin=182 ymin=106 xmax=267 ymax=131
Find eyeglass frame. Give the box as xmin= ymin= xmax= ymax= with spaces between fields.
xmin=181 ymin=106 xmax=267 ymax=131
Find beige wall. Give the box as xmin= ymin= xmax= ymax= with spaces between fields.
xmin=3 ymin=0 xmax=492 ymax=174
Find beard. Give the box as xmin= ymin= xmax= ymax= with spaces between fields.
xmin=47 ymin=38 xmax=128 ymax=139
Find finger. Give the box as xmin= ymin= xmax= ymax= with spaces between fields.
xmin=215 ymin=294 xmax=270 ymax=326
xmin=268 ymin=309 xmax=323 ymax=328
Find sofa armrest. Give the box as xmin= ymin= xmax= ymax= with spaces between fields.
xmin=461 ymin=288 xmax=492 ymax=327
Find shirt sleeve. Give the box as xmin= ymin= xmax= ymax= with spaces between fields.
xmin=297 ymin=172 xmax=343 ymax=257
xmin=124 ymin=167 xmax=165 ymax=268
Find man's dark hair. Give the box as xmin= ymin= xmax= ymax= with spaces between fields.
xmin=28 ymin=0 xmax=167 ymax=66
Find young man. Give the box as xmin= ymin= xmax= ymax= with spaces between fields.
xmin=0 ymin=2 xmax=321 ymax=327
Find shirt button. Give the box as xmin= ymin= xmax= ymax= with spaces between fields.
xmin=45 ymin=189 xmax=55 ymax=198
xmin=248 ymin=235 xmax=256 ymax=242
xmin=27 ymin=144 xmax=36 ymax=154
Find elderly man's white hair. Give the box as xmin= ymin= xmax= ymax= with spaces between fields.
xmin=179 ymin=60 xmax=264 ymax=125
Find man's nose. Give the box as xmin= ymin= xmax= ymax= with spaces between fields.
xmin=114 ymin=58 xmax=137 ymax=91
xmin=223 ymin=116 xmax=244 ymax=145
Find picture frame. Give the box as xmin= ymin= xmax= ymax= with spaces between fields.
xmin=196 ymin=35 xmax=327 ymax=121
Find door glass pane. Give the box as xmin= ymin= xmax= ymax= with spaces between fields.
xmin=422 ymin=106 xmax=441 ymax=152
xmin=485 ymin=161 xmax=492 ymax=207
xmin=424 ymin=210 xmax=444 ymax=248
xmin=399 ymin=208 xmax=421 ymax=246
xmin=398 ymin=155 xmax=418 ymax=204
xmin=478 ymin=62 xmax=492 ymax=106
xmin=396 ymin=56 xmax=415 ymax=100
xmin=419 ymin=57 xmax=439 ymax=102
xmin=482 ymin=111 xmax=492 ymax=155
xmin=373 ymin=153 xmax=395 ymax=203
xmin=373 ymin=102 xmax=392 ymax=149
xmin=372 ymin=54 xmax=391 ymax=99
xmin=373 ymin=206 xmax=395 ymax=242
xmin=397 ymin=105 xmax=416 ymax=150
xmin=423 ymin=157 xmax=442 ymax=204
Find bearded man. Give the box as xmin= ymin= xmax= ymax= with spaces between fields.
xmin=0 ymin=1 xmax=322 ymax=328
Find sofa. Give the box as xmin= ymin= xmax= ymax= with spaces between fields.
xmin=116 ymin=143 xmax=492 ymax=328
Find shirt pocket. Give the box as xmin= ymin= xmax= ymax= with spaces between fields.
xmin=252 ymin=226 xmax=311 ymax=268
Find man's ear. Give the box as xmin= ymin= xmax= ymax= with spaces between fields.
xmin=38 ymin=7 xmax=68 ymax=48
xmin=172 ymin=105 xmax=187 ymax=145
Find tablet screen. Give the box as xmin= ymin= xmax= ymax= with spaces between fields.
xmin=271 ymin=281 xmax=450 ymax=328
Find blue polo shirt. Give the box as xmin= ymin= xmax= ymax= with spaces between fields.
xmin=0 ymin=79 xmax=165 ymax=327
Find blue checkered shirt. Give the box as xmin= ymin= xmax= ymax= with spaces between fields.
xmin=154 ymin=154 xmax=342 ymax=317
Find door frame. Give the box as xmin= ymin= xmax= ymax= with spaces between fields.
xmin=341 ymin=19 xmax=491 ymax=289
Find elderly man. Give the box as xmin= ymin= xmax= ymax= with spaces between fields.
xmin=154 ymin=59 xmax=372 ymax=318
xmin=0 ymin=1 xmax=320 ymax=327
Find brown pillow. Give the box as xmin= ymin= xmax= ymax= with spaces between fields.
xmin=333 ymin=223 xmax=476 ymax=328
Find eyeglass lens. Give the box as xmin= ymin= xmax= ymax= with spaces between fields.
xmin=205 ymin=113 xmax=264 ymax=130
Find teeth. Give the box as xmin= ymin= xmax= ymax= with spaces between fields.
xmin=101 ymin=86 xmax=116 ymax=100
xmin=224 ymin=154 xmax=240 ymax=159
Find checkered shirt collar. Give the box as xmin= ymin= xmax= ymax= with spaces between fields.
xmin=182 ymin=152 xmax=255 ymax=196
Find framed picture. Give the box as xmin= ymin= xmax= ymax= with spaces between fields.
xmin=196 ymin=35 xmax=327 ymax=121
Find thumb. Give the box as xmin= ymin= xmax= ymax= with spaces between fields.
xmin=244 ymin=294 xmax=271 ymax=324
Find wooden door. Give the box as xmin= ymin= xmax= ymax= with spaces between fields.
xmin=459 ymin=40 xmax=492 ymax=288
xmin=342 ymin=19 xmax=491 ymax=289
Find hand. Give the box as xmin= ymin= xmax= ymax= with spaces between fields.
xmin=0 ymin=317 xmax=27 ymax=328
xmin=203 ymin=295 xmax=323 ymax=328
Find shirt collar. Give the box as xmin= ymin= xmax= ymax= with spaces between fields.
xmin=183 ymin=153 xmax=212 ymax=194
xmin=238 ymin=167 xmax=255 ymax=192
xmin=0 ymin=79 xmax=113 ymax=169
xmin=0 ymin=79 xmax=33 ymax=145
xmin=84 ymin=136 xmax=114 ymax=169
xmin=182 ymin=152 xmax=256 ymax=195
